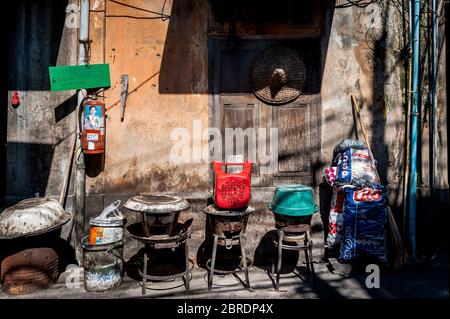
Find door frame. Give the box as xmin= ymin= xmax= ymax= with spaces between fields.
xmin=207 ymin=37 xmax=322 ymax=191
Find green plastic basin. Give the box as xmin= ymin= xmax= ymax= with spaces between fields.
xmin=268 ymin=184 xmax=318 ymax=216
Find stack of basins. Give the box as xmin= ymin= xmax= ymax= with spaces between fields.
xmin=268 ymin=185 xmax=318 ymax=229
xmin=0 ymin=198 xmax=72 ymax=295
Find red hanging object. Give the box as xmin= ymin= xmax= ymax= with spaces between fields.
xmin=213 ymin=160 xmax=252 ymax=210
xmin=11 ymin=91 xmax=20 ymax=107
xmin=80 ymin=97 xmax=106 ymax=154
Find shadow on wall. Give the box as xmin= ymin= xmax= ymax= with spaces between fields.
xmin=417 ymin=188 xmax=449 ymax=256
xmin=159 ymin=0 xmax=207 ymax=94
xmin=8 ymin=0 xmax=69 ymax=91
xmin=4 ymin=142 xmax=54 ymax=204
xmin=159 ymin=0 xmax=335 ymax=95
xmin=3 ymin=0 xmax=71 ymax=205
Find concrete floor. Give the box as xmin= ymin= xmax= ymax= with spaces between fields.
xmin=0 ymin=232 xmax=447 ymax=299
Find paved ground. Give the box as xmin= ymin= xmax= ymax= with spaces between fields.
xmin=0 ymin=232 xmax=447 ymax=299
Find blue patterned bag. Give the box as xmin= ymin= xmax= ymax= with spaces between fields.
xmin=339 ymin=184 xmax=388 ymax=264
xmin=331 ymin=140 xmax=379 ymax=187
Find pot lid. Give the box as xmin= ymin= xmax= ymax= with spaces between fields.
xmin=0 ymin=197 xmax=72 ymax=239
xmin=123 ymin=194 xmax=190 ymax=214
xmin=250 ymin=47 xmax=306 ymax=105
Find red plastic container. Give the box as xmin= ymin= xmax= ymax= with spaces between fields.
xmin=213 ymin=161 xmax=252 ymax=210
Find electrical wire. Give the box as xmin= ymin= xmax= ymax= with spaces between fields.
xmin=335 ymin=0 xmax=381 ymax=9
xmin=106 ymin=0 xmax=170 ymax=20
xmin=340 ymin=0 xmax=446 ymax=24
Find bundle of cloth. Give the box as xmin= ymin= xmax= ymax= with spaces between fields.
xmin=324 ymin=139 xmax=387 ymax=264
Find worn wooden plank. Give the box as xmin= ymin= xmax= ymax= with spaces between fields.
xmin=275 ymin=103 xmax=310 ymax=175
xmin=222 ymin=99 xmax=258 ymax=175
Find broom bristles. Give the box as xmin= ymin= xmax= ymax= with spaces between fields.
xmin=387 ymin=206 xmax=408 ymax=270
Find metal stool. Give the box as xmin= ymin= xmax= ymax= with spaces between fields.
xmin=203 ymin=205 xmax=254 ymax=291
xmin=140 ymin=241 xmax=194 ymax=295
xmin=272 ymin=224 xmax=316 ymax=290
xmin=207 ymin=233 xmax=251 ymax=291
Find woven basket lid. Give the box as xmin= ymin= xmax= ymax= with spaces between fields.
xmin=250 ymin=47 xmax=306 ymax=105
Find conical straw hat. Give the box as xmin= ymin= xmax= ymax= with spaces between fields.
xmin=250 ymin=47 xmax=306 ymax=105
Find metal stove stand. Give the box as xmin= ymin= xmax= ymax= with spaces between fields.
xmin=207 ymin=233 xmax=251 ymax=291
xmin=272 ymin=224 xmax=316 ymax=291
xmin=139 ymin=234 xmax=194 ymax=295
xmin=203 ymin=205 xmax=254 ymax=291
xmin=126 ymin=222 xmax=194 ymax=295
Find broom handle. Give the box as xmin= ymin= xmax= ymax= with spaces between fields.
xmin=351 ymin=95 xmax=407 ymax=266
xmin=59 ymin=132 xmax=77 ymax=205
xmin=351 ymin=94 xmax=380 ymax=181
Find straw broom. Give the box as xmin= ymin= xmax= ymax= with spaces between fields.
xmin=351 ymin=94 xmax=408 ymax=269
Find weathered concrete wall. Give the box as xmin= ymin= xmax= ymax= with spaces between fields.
xmin=321 ymin=2 xmax=405 ymax=200
xmin=99 ymin=0 xmax=208 ymax=194
xmin=5 ymin=0 xmax=78 ymax=205
xmin=321 ymin=1 xmax=448 ymax=255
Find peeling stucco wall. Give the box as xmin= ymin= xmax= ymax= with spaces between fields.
xmin=5 ymin=0 xmax=78 ymax=204
xmin=86 ymin=0 xmax=209 ymax=201
xmin=321 ymin=1 xmax=448 ymax=252
xmin=321 ymin=2 xmax=406 ymax=200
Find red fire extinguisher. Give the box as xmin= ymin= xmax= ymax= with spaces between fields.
xmin=80 ymin=96 xmax=105 ymax=154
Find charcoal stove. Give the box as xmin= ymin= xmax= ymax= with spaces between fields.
xmin=203 ymin=205 xmax=255 ymax=291
xmin=124 ymin=195 xmax=192 ymax=294
xmin=0 ymin=198 xmax=71 ymax=295
xmin=124 ymin=194 xmax=190 ymax=237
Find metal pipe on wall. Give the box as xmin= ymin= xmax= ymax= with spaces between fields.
xmin=403 ymin=0 xmax=414 ymax=245
xmin=431 ymin=0 xmax=440 ymax=192
xmin=74 ymin=0 xmax=90 ymax=265
xmin=409 ymin=0 xmax=421 ymax=259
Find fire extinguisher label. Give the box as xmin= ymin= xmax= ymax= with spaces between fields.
xmin=88 ymin=142 xmax=95 ymax=150
xmin=84 ymin=105 xmax=103 ymax=130
xmin=87 ymin=133 xmax=99 ymax=141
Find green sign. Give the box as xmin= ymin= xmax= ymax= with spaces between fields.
xmin=49 ymin=64 xmax=111 ymax=91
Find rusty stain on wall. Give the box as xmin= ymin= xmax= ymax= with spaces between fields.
xmin=102 ymin=161 xmax=208 ymax=194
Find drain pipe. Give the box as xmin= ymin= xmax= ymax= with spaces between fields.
xmin=409 ymin=0 xmax=421 ymax=259
xmin=75 ymin=0 xmax=90 ymax=265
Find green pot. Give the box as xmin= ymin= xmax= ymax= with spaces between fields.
xmin=268 ymin=184 xmax=318 ymax=216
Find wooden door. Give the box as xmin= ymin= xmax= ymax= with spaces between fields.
xmin=209 ymin=39 xmax=320 ymax=188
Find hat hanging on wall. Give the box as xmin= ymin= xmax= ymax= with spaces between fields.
xmin=250 ymin=47 xmax=306 ymax=105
